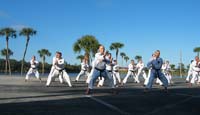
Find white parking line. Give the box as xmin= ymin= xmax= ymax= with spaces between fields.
xmin=86 ymin=95 xmax=130 ymax=115
xmin=144 ymin=92 xmax=200 ymax=115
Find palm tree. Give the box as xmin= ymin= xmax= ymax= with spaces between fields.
xmin=170 ymin=64 xmax=175 ymax=70
xmin=109 ymin=42 xmax=124 ymax=61
xmin=20 ymin=28 xmax=36 ymax=75
xmin=76 ymin=55 xmax=85 ymax=62
xmin=193 ymin=47 xmax=200 ymax=57
xmin=0 ymin=28 xmax=17 ymax=75
xmin=1 ymin=48 xmax=13 ymax=74
xmin=120 ymin=52 xmax=126 ymax=66
xmin=135 ymin=55 xmax=142 ymax=62
xmin=38 ymin=49 xmax=51 ymax=75
xmin=124 ymin=56 xmax=129 ymax=65
xmin=73 ymin=35 xmax=99 ymax=65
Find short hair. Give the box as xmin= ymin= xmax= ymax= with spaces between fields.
xmin=156 ymin=50 xmax=160 ymax=53
xmin=56 ymin=51 xmax=62 ymax=56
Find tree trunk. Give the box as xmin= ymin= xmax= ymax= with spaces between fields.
xmin=6 ymin=37 xmax=11 ymax=75
xmin=121 ymin=56 xmax=124 ymax=67
xmin=4 ymin=58 xmax=7 ymax=74
xmin=21 ymin=37 xmax=30 ymax=76
xmin=85 ymin=52 xmax=90 ymax=65
xmin=116 ymin=49 xmax=119 ymax=61
xmin=42 ymin=56 xmax=45 ymax=75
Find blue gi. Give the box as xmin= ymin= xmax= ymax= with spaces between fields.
xmin=146 ymin=57 xmax=168 ymax=89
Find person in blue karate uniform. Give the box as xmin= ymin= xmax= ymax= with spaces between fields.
xmin=144 ymin=50 xmax=168 ymax=92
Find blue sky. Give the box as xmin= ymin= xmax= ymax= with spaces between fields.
xmin=0 ymin=0 xmax=200 ymax=67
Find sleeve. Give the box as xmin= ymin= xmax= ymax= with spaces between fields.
xmin=147 ymin=61 xmax=152 ymax=69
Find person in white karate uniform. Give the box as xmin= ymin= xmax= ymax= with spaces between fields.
xmin=144 ymin=54 xmax=155 ymax=86
xmin=75 ymin=58 xmax=89 ymax=82
xmin=85 ymin=45 xmax=116 ymax=95
xmin=190 ymin=56 xmax=200 ymax=86
xmin=186 ymin=60 xmax=194 ymax=83
xmin=46 ymin=52 xmax=72 ymax=87
xmin=25 ymin=56 xmax=41 ymax=82
xmin=112 ymin=60 xmax=121 ymax=86
xmin=162 ymin=60 xmax=173 ymax=85
xmin=135 ymin=59 xmax=147 ymax=83
xmin=97 ymin=52 xmax=113 ymax=87
xmin=122 ymin=60 xmax=138 ymax=85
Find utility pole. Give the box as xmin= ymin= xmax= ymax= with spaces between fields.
xmin=180 ymin=50 xmax=182 ymax=78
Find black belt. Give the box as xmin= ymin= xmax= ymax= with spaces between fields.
xmin=114 ymin=70 xmax=119 ymax=72
xmin=107 ymin=70 xmax=112 ymax=73
xmin=130 ymin=70 xmax=135 ymax=72
xmin=56 ymin=68 xmax=65 ymax=73
xmin=95 ymin=67 xmax=105 ymax=80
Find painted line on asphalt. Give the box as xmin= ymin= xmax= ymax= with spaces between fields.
xmin=144 ymin=96 xmax=193 ymax=115
xmin=144 ymin=92 xmax=200 ymax=115
xmin=85 ymin=95 xmax=130 ymax=115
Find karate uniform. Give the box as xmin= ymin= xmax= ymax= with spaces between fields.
xmin=135 ymin=62 xmax=147 ymax=83
xmin=146 ymin=57 xmax=168 ymax=89
xmin=46 ymin=58 xmax=72 ymax=87
xmin=186 ymin=62 xmax=193 ymax=82
xmin=97 ymin=56 xmax=113 ymax=87
xmin=190 ymin=61 xmax=200 ymax=84
xmin=88 ymin=52 xmax=114 ymax=89
xmin=162 ymin=63 xmax=172 ymax=84
xmin=113 ymin=64 xmax=121 ymax=86
xmin=75 ymin=62 xmax=89 ymax=81
xmin=122 ymin=63 xmax=138 ymax=84
xmin=25 ymin=59 xmax=40 ymax=81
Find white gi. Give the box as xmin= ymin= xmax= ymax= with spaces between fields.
xmin=97 ymin=56 xmax=113 ymax=87
xmin=86 ymin=61 xmax=95 ymax=84
xmin=75 ymin=61 xmax=89 ymax=81
xmin=144 ymin=68 xmax=151 ymax=86
xmin=186 ymin=62 xmax=193 ymax=82
xmin=122 ymin=63 xmax=138 ymax=84
xmin=144 ymin=57 xmax=155 ymax=86
xmin=190 ymin=61 xmax=200 ymax=84
xmin=25 ymin=59 xmax=40 ymax=81
xmin=135 ymin=61 xmax=147 ymax=83
xmin=88 ymin=52 xmax=114 ymax=89
xmin=113 ymin=64 xmax=121 ymax=86
xmin=162 ymin=62 xmax=172 ymax=84
xmin=46 ymin=58 xmax=72 ymax=87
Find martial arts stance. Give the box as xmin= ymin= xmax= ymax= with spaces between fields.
xmin=190 ymin=56 xmax=200 ymax=86
xmin=144 ymin=54 xmax=155 ymax=86
xmin=144 ymin=50 xmax=168 ymax=92
xmin=46 ymin=52 xmax=72 ymax=87
xmin=155 ymin=60 xmax=172 ymax=86
xmin=97 ymin=52 xmax=113 ymax=87
xmin=186 ymin=60 xmax=194 ymax=83
xmin=162 ymin=60 xmax=173 ymax=85
xmin=25 ymin=56 xmax=41 ymax=82
xmin=122 ymin=60 xmax=138 ymax=85
xmin=113 ymin=60 xmax=121 ymax=86
xmin=135 ymin=59 xmax=147 ymax=83
xmin=85 ymin=45 xmax=117 ymax=95
xmin=75 ymin=58 xmax=89 ymax=82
